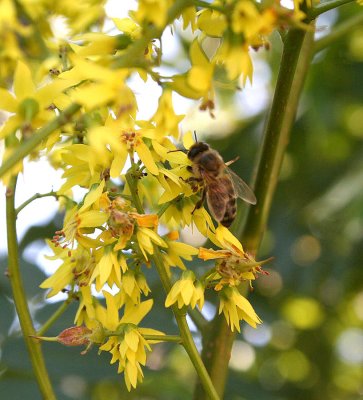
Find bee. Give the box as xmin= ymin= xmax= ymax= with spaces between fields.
xmin=186 ymin=141 xmax=256 ymax=227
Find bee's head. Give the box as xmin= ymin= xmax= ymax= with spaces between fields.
xmin=187 ymin=142 xmax=210 ymax=161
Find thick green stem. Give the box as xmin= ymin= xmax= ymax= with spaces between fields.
xmin=6 ymin=176 xmax=56 ymax=400
xmin=194 ymin=27 xmax=315 ymax=400
xmin=0 ymin=103 xmax=81 ymax=180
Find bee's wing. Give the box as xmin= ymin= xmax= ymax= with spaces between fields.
xmin=206 ymin=182 xmax=229 ymax=222
xmin=226 ymin=168 xmax=257 ymax=205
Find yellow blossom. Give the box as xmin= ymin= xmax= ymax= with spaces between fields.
xmin=214 ymin=41 xmax=253 ymax=84
xmin=88 ymin=120 xmax=158 ymax=178
xmin=197 ymin=8 xmax=227 ymax=37
xmin=218 ymin=286 xmax=262 ymax=331
xmin=165 ymin=270 xmax=205 ymax=309
xmin=131 ymin=0 xmax=171 ymax=29
xmin=0 ymin=61 xmax=69 ymax=139
xmin=97 ymin=294 xmax=164 ymax=390
xmin=171 ymin=40 xmax=215 ymax=101
xmin=151 ymin=90 xmax=184 ymax=139
xmin=90 ymin=246 xmax=127 ymax=291
xmin=40 ymin=242 xmax=96 ymax=297
xmin=137 ymin=227 xmax=167 ymax=260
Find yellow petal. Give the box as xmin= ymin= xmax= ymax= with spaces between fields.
xmin=136 ymin=141 xmax=159 ymax=175
xmin=0 ymin=88 xmax=17 ymax=112
xmin=14 ymin=61 xmax=35 ymax=99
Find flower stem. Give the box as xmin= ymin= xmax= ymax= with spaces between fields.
xmin=16 ymin=191 xmax=72 ymax=215
xmin=126 ymin=167 xmax=219 ymax=400
xmin=36 ymin=298 xmax=73 ymax=337
xmin=0 ymin=103 xmax=81 ymax=180
xmin=143 ymin=334 xmax=182 ymax=343
xmin=194 ymin=26 xmax=316 ymax=400
xmin=152 ymin=247 xmax=220 ymax=400
xmin=6 ymin=176 xmax=56 ymax=400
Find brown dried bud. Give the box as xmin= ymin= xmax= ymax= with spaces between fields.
xmin=57 ymin=326 xmax=92 ymax=346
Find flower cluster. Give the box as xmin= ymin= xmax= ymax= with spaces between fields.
xmin=0 ymin=0 xmax=310 ymax=391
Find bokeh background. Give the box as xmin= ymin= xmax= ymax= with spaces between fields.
xmin=1 ymin=2 xmax=363 ymax=399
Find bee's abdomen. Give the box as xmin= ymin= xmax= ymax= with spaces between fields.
xmin=221 ymin=195 xmax=237 ymax=227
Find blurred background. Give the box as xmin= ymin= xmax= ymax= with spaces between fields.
xmin=1 ymin=2 xmax=363 ymax=399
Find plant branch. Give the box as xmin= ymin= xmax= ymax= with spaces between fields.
xmin=0 ymin=103 xmax=81 ymax=180
xmin=125 ymin=168 xmax=219 ymax=400
xmin=314 ymin=12 xmax=363 ymax=53
xmin=36 ymin=298 xmax=73 ymax=337
xmin=308 ymin=0 xmax=355 ymax=19
xmin=194 ymin=26 xmax=316 ymax=400
xmin=143 ymin=334 xmax=182 ymax=343
xmin=6 ymin=176 xmax=56 ymax=400
xmin=16 ymin=191 xmax=72 ymax=215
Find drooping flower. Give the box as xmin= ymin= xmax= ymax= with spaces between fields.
xmin=97 ymin=293 xmax=164 ymax=390
xmin=165 ymin=270 xmax=205 ymax=310
xmin=218 ymin=286 xmax=262 ymax=331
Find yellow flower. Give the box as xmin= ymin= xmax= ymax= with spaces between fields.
xmin=40 ymin=242 xmax=95 ymax=297
xmin=0 ymin=61 xmax=69 ymax=139
xmin=119 ymin=270 xmax=151 ymax=305
xmin=58 ymin=56 xmax=132 ymax=110
xmin=165 ymin=270 xmax=205 ymax=309
xmin=218 ymin=286 xmax=262 ymax=331
xmin=90 ymin=246 xmax=127 ymax=291
xmin=231 ymin=1 xmax=261 ymax=39
xmin=56 ymin=144 xmax=112 ymax=194
xmin=97 ymin=294 xmax=164 ymax=390
xmin=151 ymin=90 xmax=184 ymax=139
xmin=162 ymin=234 xmax=199 ymax=270
xmin=88 ymin=120 xmax=158 ymax=178
xmin=137 ymin=227 xmax=167 ymax=260
xmin=197 ymin=8 xmax=227 ymax=37
xmin=57 ymin=181 xmax=109 ymax=248
xmin=74 ymin=286 xmax=97 ymax=327
xmin=171 ymin=40 xmax=215 ymax=101
xmin=131 ymin=0 xmax=171 ymax=29
xmin=214 ymin=41 xmax=253 ymax=84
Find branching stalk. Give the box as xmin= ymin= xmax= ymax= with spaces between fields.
xmin=0 ymin=103 xmax=81 ymax=180
xmin=125 ymin=168 xmax=220 ymax=400
xmin=6 ymin=176 xmax=56 ymax=400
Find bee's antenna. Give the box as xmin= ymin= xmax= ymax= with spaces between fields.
xmin=194 ymin=130 xmax=198 ymax=142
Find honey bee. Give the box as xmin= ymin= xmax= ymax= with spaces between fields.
xmin=187 ymin=141 xmax=256 ymax=227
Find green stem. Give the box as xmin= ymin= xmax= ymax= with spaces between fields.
xmin=308 ymin=0 xmax=355 ymax=19
xmin=36 ymin=299 xmax=72 ymax=337
xmin=314 ymin=12 xmax=363 ymax=53
xmin=194 ymin=26 xmax=316 ymax=400
xmin=126 ymin=168 xmax=219 ymax=400
xmin=0 ymin=103 xmax=81 ymax=180
xmin=6 ymin=176 xmax=56 ymax=400
xmin=152 ymin=248 xmax=220 ymax=400
xmin=16 ymin=191 xmax=71 ymax=215
xmin=241 ymin=27 xmax=315 ymax=252
xmin=143 ymin=334 xmax=182 ymax=343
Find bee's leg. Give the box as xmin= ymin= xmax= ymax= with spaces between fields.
xmin=192 ymin=188 xmax=206 ymax=214
xmin=180 ymin=176 xmax=203 ymax=193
